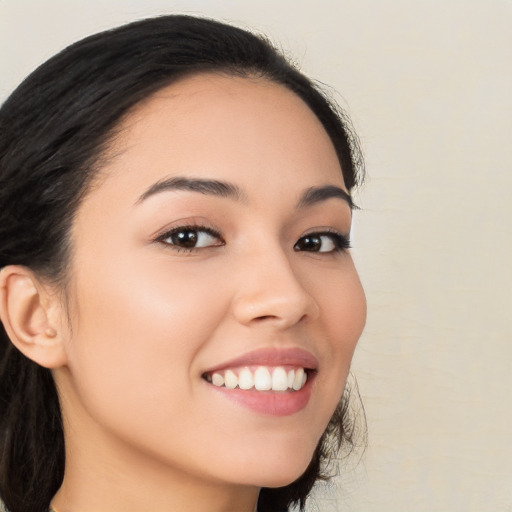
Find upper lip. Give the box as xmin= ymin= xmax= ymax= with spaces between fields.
xmin=203 ymin=347 xmax=319 ymax=374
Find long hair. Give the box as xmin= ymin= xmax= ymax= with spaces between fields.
xmin=0 ymin=15 xmax=364 ymax=512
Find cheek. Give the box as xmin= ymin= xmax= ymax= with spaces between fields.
xmin=70 ymin=253 xmax=226 ymax=354
xmin=331 ymin=273 xmax=366 ymax=356
xmin=310 ymin=261 xmax=366 ymax=400
xmin=313 ymin=259 xmax=366 ymax=350
xmin=63 ymin=257 xmax=229 ymax=432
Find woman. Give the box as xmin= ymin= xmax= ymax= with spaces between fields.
xmin=0 ymin=15 xmax=365 ymax=512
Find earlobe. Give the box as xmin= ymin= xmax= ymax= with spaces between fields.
xmin=0 ymin=265 xmax=67 ymax=368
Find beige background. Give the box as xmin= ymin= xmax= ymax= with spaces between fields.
xmin=1 ymin=1 xmax=511 ymax=510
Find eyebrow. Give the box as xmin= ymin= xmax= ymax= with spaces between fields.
xmin=136 ymin=176 xmax=246 ymax=204
xmin=136 ymin=176 xmax=353 ymax=209
xmin=297 ymin=185 xmax=355 ymax=210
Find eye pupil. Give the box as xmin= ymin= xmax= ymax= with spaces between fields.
xmin=172 ymin=229 xmax=198 ymax=248
xmin=300 ymin=236 xmax=321 ymax=251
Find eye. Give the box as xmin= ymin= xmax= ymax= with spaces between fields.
xmin=157 ymin=225 xmax=224 ymax=252
xmin=294 ymin=231 xmax=351 ymax=253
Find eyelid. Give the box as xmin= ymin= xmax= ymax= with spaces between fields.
xmin=295 ymin=228 xmax=352 ymax=252
xmin=151 ymin=217 xmax=221 ymax=241
xmin=155 ymin=224 xmax=222 ymax=241
xmin=301 ymin=226 xmax=351 ymax=241
xmin=152 ymin=221 xmax=224 ymax=252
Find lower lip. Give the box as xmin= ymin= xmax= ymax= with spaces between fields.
xmin=207 ymin=375 xmax=314 ymax=417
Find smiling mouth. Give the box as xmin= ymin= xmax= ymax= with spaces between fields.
xmin=202 ymin=366 xmax=311 ymax=392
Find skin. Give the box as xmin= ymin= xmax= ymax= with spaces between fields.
xmin=46 ymin=74 xmax=367 ymax=512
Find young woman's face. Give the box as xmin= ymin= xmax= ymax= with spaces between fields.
xmin=57 ymin=74 xmax=366 ymax=491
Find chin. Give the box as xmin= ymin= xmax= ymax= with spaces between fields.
xmin=256 ymin=461 xmax=313 ymax=489
xmin=231 ymin=444 xmax=317 ymax=489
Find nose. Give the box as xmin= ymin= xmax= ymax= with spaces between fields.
xmin=231 ymin=246 xmax=320 ymax=329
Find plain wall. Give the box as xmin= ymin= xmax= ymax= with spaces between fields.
xmin=1 ymin=1 xmax=511 ymax=510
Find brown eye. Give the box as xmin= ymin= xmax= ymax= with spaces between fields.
xmin=159 ymin=226 xmax=223 ymax=251
xmin=169 ymin=229 xmax=199 ymax=248
xmin=295 ymin=235 xmax=323 ymax=252
xmin=294 ymin=232 xmax=350 ymax=253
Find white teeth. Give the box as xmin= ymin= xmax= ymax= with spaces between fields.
xmin=272 ymin=367 xmax=288 ymax=391
xmin=224 ymin=370 xmax=238 ymax=389
xmin=293 ymin=367 xmax=305 ymax=391
xmin=287 ymin=369 xmax=295 ymax=389
xmin=254 ymin=366 xmax=272 ymax=390
xmin=207 ymin=366 xmax=309 ymax=392
xmin=212 ymin=373 xmax=224 ymax=387
xmin=238 ymin=368 xmax=254 ymax=390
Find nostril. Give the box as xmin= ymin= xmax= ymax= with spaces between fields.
xmin=254 ymin=315 xmax=274 ymax=322
xmin=251 ymin=312 xmax=308 ymax=326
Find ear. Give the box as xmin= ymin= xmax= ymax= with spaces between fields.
xmin=0 ymin=265 xmax=67 ymax=368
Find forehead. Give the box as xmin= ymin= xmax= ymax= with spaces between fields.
xmin=91 ymin=73 xmax=346 ymax=205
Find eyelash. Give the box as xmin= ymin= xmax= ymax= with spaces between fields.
xmin=155 ymin=224 xmax=224 ymax=253
xmin=155 ymin=224 xmax=351 ymax=254
xmin=294 ymin=229 xmax=351 ymax=253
